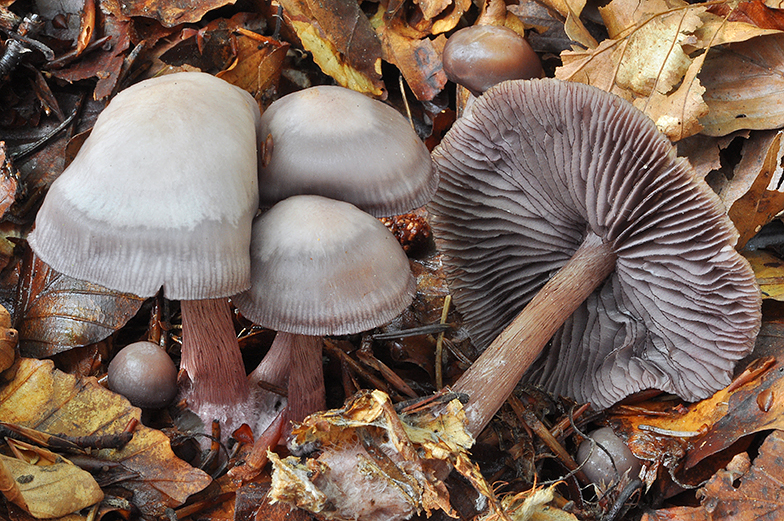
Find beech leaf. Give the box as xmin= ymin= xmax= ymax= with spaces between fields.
xmin=16 ymin=247 xmax=144 ymax=358
xmin=0 ymin=358 xmax=211 ymax=517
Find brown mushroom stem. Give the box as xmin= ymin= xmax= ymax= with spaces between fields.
xmin=276 ymin=332 xmax=326 ymax=424
xmin=453 ymin=232 xmax=616 ymax=437
xmin=180 ymin=298 xmax=251 ymax=418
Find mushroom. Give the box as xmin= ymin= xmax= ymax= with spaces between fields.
xmin=28 ymin=71 xmax=261 ymax=432
xmin=257 ymin=85 xmax=437 ymax=217
xmin=442 ymin=25 xmax=542 ymax=97
xmin=108 ymin=341 xmax=178 ymax=409
xmin=233 ymin=195 xmax=415 ymax=423
xmin=577 ymin=427 xmax=642 ymax=488
xmin=429 ymin=79 xmax=761 ymax=436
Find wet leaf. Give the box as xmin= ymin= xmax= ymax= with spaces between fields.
xmin=0 ymin=358 xmax=211 ymax=517
xmin=15 ymin=247 xmax=144 ymax=358
xmin=642 ymin=431 xmax=784 ymax=521
xmin=612 ymin=357 xmax=784 ymax=482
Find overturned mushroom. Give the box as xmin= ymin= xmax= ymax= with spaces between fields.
xmin=257 ymin=86 xmax=437 ymax=217
xmin=28 ymin=72 xmax=260 ymax=433
xmin=430 ymin=79 xmax=761 ymax=436
xmin=234 ymin=195 xmax=415 ymax=423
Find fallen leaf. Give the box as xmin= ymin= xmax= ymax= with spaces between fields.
xmin=0 ymin=453 xmax=103 ymax=518
xmin=15 ymin=247 xmax=144 ymax=358
xmin=269 ymin=390 xmax=504 ymax=520
xmin=612 ymin=357 xmax=784 ymax=481
xmin=557 ymin=0 xmax=784 ymax=140
xmin=100 ymin=0 xmax=235 ymax=26
xmin=642 ymin=430 xmax=784 ymax=521
xmin=0 ymin=358 xmax=211 ymax=517
xmin=217 ymin=32 xmax=289 ymax=100
xmin=279 ymin=0 xmax=384 ymax=96
xmin=745 ymin=250 xmax=784 ymax=300
xmin=727 ymin=131 xmax=784 ymax=249
xmin=48 ymin=15 xmax=131 ymax=100
xmin=700 ymin=33 xmax=784 ymax=136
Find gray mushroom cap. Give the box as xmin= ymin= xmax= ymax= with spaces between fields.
xmin=257 ymin=86 xmax=437 ymax=217
xmin=430 ymin=78 xmax=761 ymax=408
xmin=233 ymin=195 xmax=416 ymax=336
xmin=28 ymin=72 xmax=260 ymax=301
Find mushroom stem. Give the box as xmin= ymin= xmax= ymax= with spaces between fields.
xmin=180 ymin=299 xmax=251 ymax=423
xmin=453 ymin=232 xmax=616 ymax=436
xmin=278 ymin=332 xmax=326 ymax=424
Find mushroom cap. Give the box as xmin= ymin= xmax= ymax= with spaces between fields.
xmin=442 ymin=25 xmax=542 ymax=96
xmin=28 ymin=72 xmax=260 ymax=300
xmin=233 ymin=195 xmax=415 ymax=336
xmin=430 ymin=79 xmax=761 ymax=407
xmin=108 ymin=341 xmax=178 ymax=409
xmin=577 ymin=427 xmax=641 ymax=486
xmin=257 ymin=86 xmax=437 ymax=217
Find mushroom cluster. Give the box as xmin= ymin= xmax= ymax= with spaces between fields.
xmin=29 ymin=71 xmax=261 ymax=432
xmin=430 ymin=78 xmax=761 ymax=436
xmin=241 ymin=85 xmax=437 ymax=425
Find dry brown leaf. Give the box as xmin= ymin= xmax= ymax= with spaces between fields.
xmin=538 ymin=0 xmax=596 ymax=48
xmin=634 ymin=51 xmax=707 ymax=140
xmin=728 ymin=131 xmax=784 ymax=249
xmin=217 ymin=32 xmax=289 ymax=100
xmin=700 ymin=33 xmax=784 ymax=136
xmin=642 ymin=431 xmax=784 ymax=521
xmin=0 ymin=358 xmax=211 ymax=517
xmin=0 ymin=453 xmax=103 ymax=519
xmin=101 ymin=0 xmax=234 ymax=26
xmin=278 ymin=0 xmax=384 ymax=96
xmin=49 ymin=15 xmax=131 ymax=100
xmin=558 ymin=0 xmax=784 ymax=141
xmin=373 ymin=22 xmax=448 ymax=101
xmin=15 ymin=248 xmax=144 ymax=358
xmin=715 ymin=131 xmax=779 ymax=209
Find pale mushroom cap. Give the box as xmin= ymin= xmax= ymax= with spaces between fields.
xmin=28 ymin=72 xmax=260 ymax=300
xmin=233 ymin=195 xmax=416 ymax=336
xmin=257 ymin=86 xmax=437 ymax=217
xmin=430 ymin=79 xmax=761 ymax=407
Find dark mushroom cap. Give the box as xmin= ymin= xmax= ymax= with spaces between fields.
xmin=442 ymin=25 xmax=542 ymax=96
xmin=28 ymin=72 xmax=260 ymax=300
xmin=430 ymin=79 xmax=761 ymax=407
xmin=233 ymin=195 xmax=415 ymax=336
xmin=257 ymin=86 xmax=437 ymax=217
xmin=108 ymin=341 xmax=178 ymax=409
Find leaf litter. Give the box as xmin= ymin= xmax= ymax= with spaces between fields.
xmin=3 ymin=0 xmax=784 ymax=519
